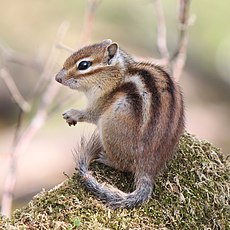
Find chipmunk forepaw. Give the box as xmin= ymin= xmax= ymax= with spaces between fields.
xmin=62 ymin=109 xmax=78 ymax=126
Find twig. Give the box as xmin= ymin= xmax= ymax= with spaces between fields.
xmin=172 ymin=0 xmax=191 ymax=81
xmin=1 ymin=0 xmax=100 ymax=216
xmin=0 ymin=22 xmax=69 ymax=217
xmin=0 ymin=42 xmax=43 ymax=72
xmin=33 ymin=21 xmax=70 ymax=95
xmin=0 ymin=107 xmax=23 ymax=218
xmin=0 ymin=68 xmax=31 ymax=112
xmin=78 ymin=0 xmax=100 ymax=47
xmin=153 ymin=0 xmax=191 ymax=81
xmin=56 ymin=42 xmax=75 ymax=53
xmin=153 ymin=0 xmax=170 ymax=62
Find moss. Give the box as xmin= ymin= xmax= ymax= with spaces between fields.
xmin=0 ymin=132 xmax=229 ymax=229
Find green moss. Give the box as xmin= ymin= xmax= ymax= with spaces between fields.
xmin=1 ymin=132 xmax=229 ymax=229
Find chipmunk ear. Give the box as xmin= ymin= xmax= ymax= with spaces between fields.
xmin=106 ymin=42 xmax=119 ymax=65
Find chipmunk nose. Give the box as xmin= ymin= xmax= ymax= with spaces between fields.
xmin=55 ymin=69 xmax=66 ymax=84
xmin=55 ymin=75 xmax=62 ymax=83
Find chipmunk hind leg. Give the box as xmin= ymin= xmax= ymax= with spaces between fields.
xmin=74 ymin=132 xmax=129 ymax=205
xmin=75 ymin=131 xmax=153 ymax=208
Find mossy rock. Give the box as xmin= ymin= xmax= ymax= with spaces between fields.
xmin=0 ymin=132 xmax=229 ymax=229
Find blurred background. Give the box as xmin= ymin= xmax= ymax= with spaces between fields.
xmin=0 ymin=0 xmax=229 ymax=211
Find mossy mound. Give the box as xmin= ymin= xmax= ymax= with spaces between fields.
xmin=1 ymin=132 xmax=229 ymax=229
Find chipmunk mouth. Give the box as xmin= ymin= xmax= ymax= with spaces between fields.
xmin=56 ymin=77 xmax=62 ymax=84
xmin=65 ymin=78 xmax=80 ymax=89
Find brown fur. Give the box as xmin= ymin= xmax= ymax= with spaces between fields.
xmin=55 ymin=40 xmax=185 ymax=208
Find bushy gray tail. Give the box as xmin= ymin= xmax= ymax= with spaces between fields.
xmin=74 ymin=132 xmax=153 ymax=209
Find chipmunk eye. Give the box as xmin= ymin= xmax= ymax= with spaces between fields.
xmin=77 ymin=61 xmax=92 ymax=70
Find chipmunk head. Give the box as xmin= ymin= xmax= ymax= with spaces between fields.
xmin=55 ymin=39 xmax=130 ymax=92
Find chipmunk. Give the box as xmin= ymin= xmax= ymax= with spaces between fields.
xmin=55 ymin=39 xmax=184 ymax=208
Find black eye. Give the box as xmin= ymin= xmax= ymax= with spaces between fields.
xmin=77 ymin=61 xmax=92 ymax=70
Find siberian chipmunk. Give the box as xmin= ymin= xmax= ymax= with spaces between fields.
xmin=55 ymin=39 xmax=185 ymax=208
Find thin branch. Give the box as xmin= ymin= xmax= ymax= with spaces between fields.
xmin=153 ymin=0 xmax=191 ymax=81
xmin=56 ymin=42 xmax=75 ymax=53
xmin=78 ymin=0 xmax=100 ymax=47
xmin=0 ymin=107 xmax=23 ymax=218
xmin=1 ymin=0 xmax=100 ymax=215
xmin=33 ymin=21 xmax=70 ymax=95
xmin=153 ymin=0 xmax=170 ymax=61
xmin=172 ymin=0 xmax=191 ymax=81
xmin=57 ymin=0 xmax=101 ymax=53
xmin=0 ymin=22 xmax=69 ymax=217
xmin=0 ymin=42 xmax=43 ymax=72
xmin=0 ymin=68 xmax=31 ymax=112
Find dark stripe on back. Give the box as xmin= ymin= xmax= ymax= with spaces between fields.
xmin=155 ymin=69 xmax=184 ymax=161
xmin=155 ymin=66 xmax=176 ymax=136
xmin=139 ymin=69 xmax=161 ymax=142
xmin=128 ymin=68 xmax=161 ymax=141
xmin=117 ymin=82 xmax=143 ymax=121
xmin=105 ymin=81 xmax=143 ymax=122
xmin=175 ymin=92 xmax=185 ymax=135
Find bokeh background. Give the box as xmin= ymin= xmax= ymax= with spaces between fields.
xmin=0 ymin=0 xmax=229 ymax=210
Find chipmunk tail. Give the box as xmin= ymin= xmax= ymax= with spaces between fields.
xmin=74 ymin=132 xmax=153 ymax=209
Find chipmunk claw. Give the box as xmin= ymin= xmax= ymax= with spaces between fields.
xmin=62 ymin=109 xmax=78 ymax=126
xmin=67 ymin=120 xmax=77 ymax=126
